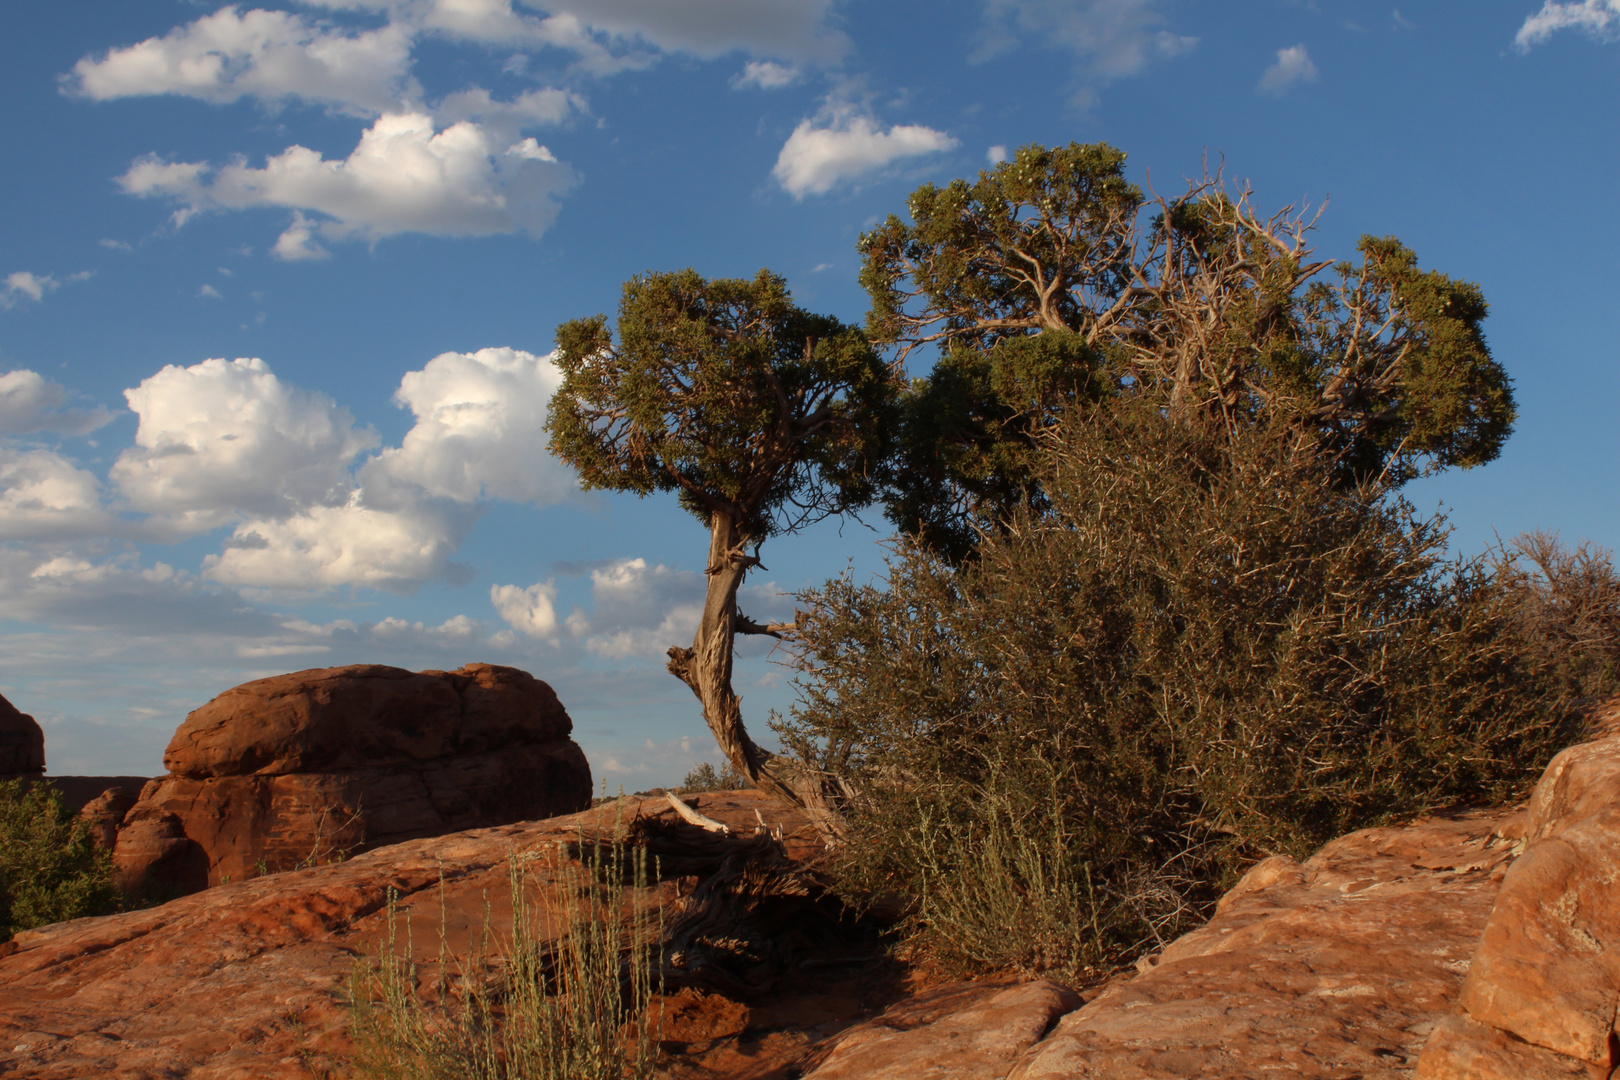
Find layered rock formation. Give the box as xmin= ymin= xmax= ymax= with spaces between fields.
xmin=1416 ymin=734 xmax=1620 ymax=1079
xmin=0 ymin=691 xmax=45 ymax=778
xmin=112 ymin=662 xmax=592 ymax=894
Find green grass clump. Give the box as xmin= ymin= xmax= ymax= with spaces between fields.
xmin=0 ymin=779 xmax=120 ymax=942
xmin=348 ymin=834 xmax=662 ymax=1080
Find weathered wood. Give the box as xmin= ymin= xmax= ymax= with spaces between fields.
xmin=665 ymin=792 xmax=731 ymax=835
xmin=666 ymin=510 xmax=853 ymax=842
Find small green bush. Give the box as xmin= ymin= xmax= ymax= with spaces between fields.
xmin=0 ymin=779 xmax=120 ymax=942
xmin=348 ymin=833 xmax=662 ymax=1080
xmin=781 ymin=401 xmax=1582 ymax=979
xmin=678 ymin=760 xmax=750 ymax=793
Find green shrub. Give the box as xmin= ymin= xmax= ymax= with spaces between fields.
xmin=0 ymin=779 xmax=120 ymax=942
xmin=348 ymin=833 xmax=662 ymax=1080
xmin=780 ymin=401 xmax=1580 ymax=979
xmin=678 ymin=760 xmax=750 ymax=793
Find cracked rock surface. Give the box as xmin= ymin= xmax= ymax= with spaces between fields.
xmin=1004 ymin=809 xmax=1521 ymax=1080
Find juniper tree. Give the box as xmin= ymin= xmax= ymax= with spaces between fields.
xmin=546 ymin=268 xmax=900 ymax=827
xmin=861 ymin=142 xmax=1517 ymax=559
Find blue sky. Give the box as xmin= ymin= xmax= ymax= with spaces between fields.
xmin=1 ymin=0 xmax=1615 ymax=785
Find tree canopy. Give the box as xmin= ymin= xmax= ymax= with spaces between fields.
xmin=861 ymin=142 xmax=1517 ymax=559
xmin=546 ymin=268 xmax=900 ymax=821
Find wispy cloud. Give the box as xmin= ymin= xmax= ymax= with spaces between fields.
xmin=1258 ymin=44 xmax=1319 ymax=96
xmin=2 ymin=271 xmax=59 ymax=308
xmin=972 ymin=0 xmax=1196 ymax=106
xmin=733 ymin=60 xmax=802 ymax=90
xmin=1516 ymin=0 xmax=1620 ymax=48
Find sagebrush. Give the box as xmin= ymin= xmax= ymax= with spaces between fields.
xmin=781 ymin=401 xmax=1586 ymax=979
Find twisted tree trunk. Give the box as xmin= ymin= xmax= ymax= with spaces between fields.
xmin=666 ymin=512 xmax=852 ymax=841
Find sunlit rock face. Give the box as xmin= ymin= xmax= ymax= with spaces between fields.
xmin=112 ymin=662 xmax=592 ymax=894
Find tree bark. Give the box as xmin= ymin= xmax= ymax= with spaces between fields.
xmin=667 ymin=512 xmax=852 ymax=841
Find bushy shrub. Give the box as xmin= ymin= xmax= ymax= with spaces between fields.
xmin=678 ymin=760 xmax=750 ymax=793
xmin=0 ymin=779 xmax=120 ymax=942
xmin=1490 ymin=530 xmax=1620 ymax=709
xmin=780 ymin=401 xmax=1581 ymax=979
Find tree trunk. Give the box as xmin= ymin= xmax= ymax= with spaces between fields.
xmin=667 ymin=512 xmax=852 ymax=841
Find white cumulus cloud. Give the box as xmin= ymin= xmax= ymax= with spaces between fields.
xmin=3 ymin=347 xmax=585 ymax=592
xmin=111 ymin=357 xmax=378 ymax=534
xmin=491 ymin=580 xmax=561 ymax=638
xmin=733 ymin=60 xmax=801 ymax=89
xmin=1258 ymin=44 xmax=1319 ymax=96
xmin=271 ymin=213 xmax=330 ymax=260
xmin=370 ymin=347 xmax=572 ymax=505
xmin=64 ymin=6 xmax=417 ymax=116
xmin=203 ymin=494 xmax=473 ymax=591
xmin=0 ymin=370 xmax=115 ymax=436
xmin=120 ymin=112 xmax=577 ymax=245
xmin=773 ymin=107 xmax=958 ymax=198
xmin=568 ymin=558 xmax=705 ymax=658
xmin=1516 ymin=0 xmax=1620 ymax=47
xmin=0 ymin=449 xmax=119 ymax=541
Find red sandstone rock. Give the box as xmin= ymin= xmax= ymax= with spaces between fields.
xmin=112 ymin=802 xmax=209 ymax=895
xmin=77 ymin=786 xmax=137 ymax=851
xmin=163 ymin=661 xmax=573 ymax=777
xmin=801 ymin=980 xmax=1082 ymax=1080
xmin=1416 ymin=1015 xmax=1605 ymax=1080
xmin=16 ymin=722 xmax=1620 ymax=1079
xmin=0 ymin=691 xmax=44 ymax=776
xmin=1420 ymin=734 xmax=1620 ymax=1075
xmin=0 ymin=792 xmax=822 ymax=1079
xmin=1008 ymin=809 xmax=1522 ymax=1079
xmin=115 ymin=663 xmax=592 ymax=893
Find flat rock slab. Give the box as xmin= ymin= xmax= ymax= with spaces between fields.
xmin=0 ymin=791 xmax=816 ymax=1080
xmin=1009 ymin=808 xmax=1521 ymax=1080
xmin=800 ymin=979 xmax=1083 ymax=1080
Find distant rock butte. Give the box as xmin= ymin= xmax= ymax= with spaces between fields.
xmin=111 ymin=662 xmax=592 ymax=894
xmin=0 ymin=691 xmax=45 ymax=777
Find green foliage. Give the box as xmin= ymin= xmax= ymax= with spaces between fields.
xmin=860 ymin=142 xmax=1516 ymax=559
xmin=883 ymin=332 xmax=1107 ymax=561
xmin=678 ymin=760 xmax=749 ymax=792
xmin=0 ymin=780 xmax=120 ymax=941
xmin=348 ymin=837 xmax=662 ymax=1080
xmin=547 ymin=267 xmax=899 ymax=541
xmin=781 ymin=400 xmax=1575 ymax=978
